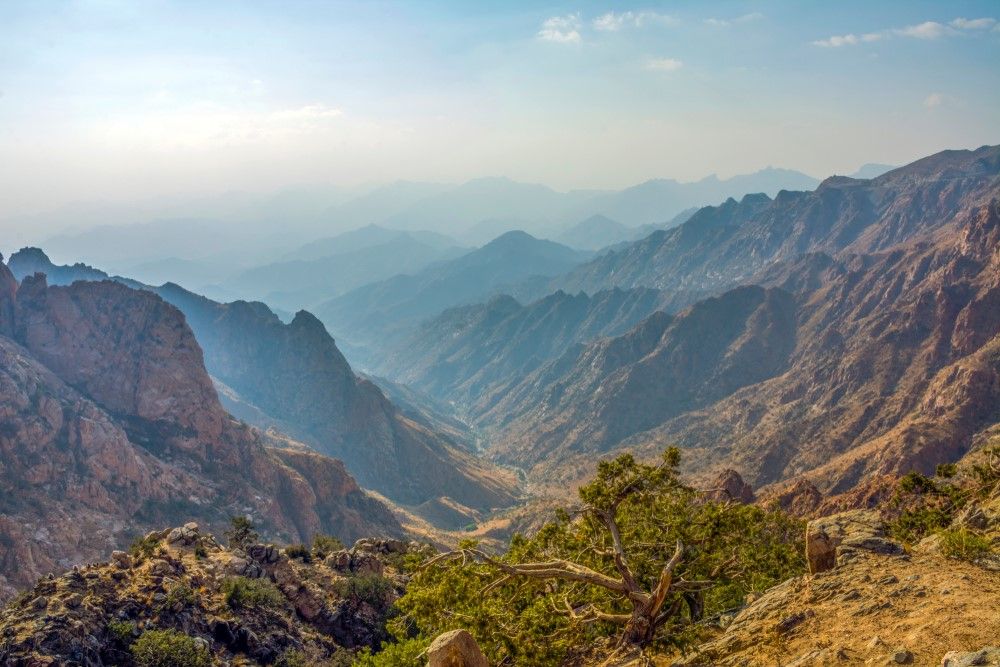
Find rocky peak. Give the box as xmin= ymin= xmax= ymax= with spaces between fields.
xmin=705 ymin=469 xmax=755 ymax=504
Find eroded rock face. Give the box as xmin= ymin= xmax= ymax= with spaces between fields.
xmin=705 ymin=469 xmax=755 ymax=504
xmin=427 ymin=629 xmax=489 ymax=667
xmin=0 ymin=277 xmax=401 ymax=596
xmin=805 ymin=510 xmax=903 ymax=575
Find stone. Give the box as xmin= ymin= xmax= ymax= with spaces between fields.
xmin=705 ymin=469 xmax=756 ymax=504
xmin=426 ymin=629 xmax=489 ymax=667
xmin=892 ymin=649 xmax=914 ymax=664
xmin=805 ymin=510 xmax=901 ymax=574
xmin=111 ymin=551 xmax=132 ymax=568
xmin=941 ymin=647 xmax=1000 ymax=666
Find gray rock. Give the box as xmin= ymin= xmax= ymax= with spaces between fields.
xmin=941 ymin=647 xmax=1000 ymax=666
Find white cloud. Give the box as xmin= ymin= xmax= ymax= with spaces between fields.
xmin=646 ymin=58 xmax=683 ymax=72
xmin=894 ymin=21 xmax=951 ymax=39
xmin=813 ymin=33 xmax=860 ymax=47
xmin=814 ymin=15 xmax=996 ymax=47
xmin=593 ymin=11 xmax=677 ymax=31
xmin=703 ymin=12 xmax=763 ymax=27
xmin=923 ymin=92 xmax=944 ymax=108
xmin=538 ymin=14 xmax=582 ymax=43
xmin=950 ymin=17 xmax=996 ymax=30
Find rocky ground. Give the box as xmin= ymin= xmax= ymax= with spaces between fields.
xmin=0 ymin=523 xmax=429 ymax=666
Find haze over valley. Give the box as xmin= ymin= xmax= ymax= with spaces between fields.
xmin=1 ymin=2 xmax=999 ymax=665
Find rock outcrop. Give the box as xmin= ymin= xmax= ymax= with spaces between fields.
xmin=804 ymin=510 xmax=903 ymax=574
xmin=705 ymin=469 xmax=756 ymax=504
xmin=0 ymin=524 xmax=421 ymax=665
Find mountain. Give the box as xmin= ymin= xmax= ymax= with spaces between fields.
xmin=282 ymin=224 xmax=460 ymax=262
xmin=219 ymin=236 xmax=468 ymax=311
xmin=552 ymin=214 xmax=637 ymax=250
xmin=3 ymin=249 xmax=518 ymax=515
xmin=0 ymin=265 xmax=400 ymax=597
xmin=571 ymin=167 xmax=819 ymax=227
xmin=315 ymin=231 xmax=592 ymax=362
xmin=481 ymin=145 xmax=1000 ymax=498
xmin=546 ymin=146 xmax=1000 ymax=298
xmin=375 ymin=287 xmax=673 ymax=417
xmin=850 ymin=163 xmax=896 ymax=179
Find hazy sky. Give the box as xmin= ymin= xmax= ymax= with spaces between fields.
xmin=1 ymin=0 xmax=998 ymax=220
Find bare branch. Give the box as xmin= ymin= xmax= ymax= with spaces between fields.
xmin=647 ymin=540 xmax=684 ymax=620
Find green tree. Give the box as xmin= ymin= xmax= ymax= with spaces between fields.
xmin=224 ymin=515 xmax=259 ymax=550
xmin=391 ymin=448 xmax=803 ymax=665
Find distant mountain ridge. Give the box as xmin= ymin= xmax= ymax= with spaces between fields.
xmin=315 ymin=231 xmax=593 ymax=364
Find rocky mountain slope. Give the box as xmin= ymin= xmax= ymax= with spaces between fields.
xmin=483 ymin=146 xmax=1000 ymax=496
xmin=375 ymin=287 xmax=674 ymax=418
xmin=0 ymin=264 xmax=400 ymax=598
xmin=315 ymin=231 xmax=592 ymax=362
xmin=547 ymin=145 xmax=1000 ymax=298
xmin=3 ymin=249 xmax=518 ymax=516
xmin=0 ymin=523 xmax=424 ymax=665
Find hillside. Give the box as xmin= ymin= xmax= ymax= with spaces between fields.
xmin=315 ymin=231 xmax=592 ymax=361
xmin=546 ymin=145 xmax=1000 ymax=297
xmin=481 ymin=146 xmax=1000 ymax=497
xmin=0 ymin=266 xmax=400 ymax=597
xmin=4 ymin=249 xmax=518 ymax=515
xmin=375 ymin=287 xmax=673 ymax=416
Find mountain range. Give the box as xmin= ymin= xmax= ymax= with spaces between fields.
xmin=0 ymin=263 xmax=400 ymax=597
xmin=4 ymin=249 xmax=519 ymax=521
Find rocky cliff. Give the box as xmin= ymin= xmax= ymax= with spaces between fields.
xmin=0 ymin=270 xmax=400 ymax=598
xmin=483 ymin=147 xmax=1000 ymax=497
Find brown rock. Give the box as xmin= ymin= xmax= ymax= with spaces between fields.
xmin=705 ymin=469 xmax=755 ymax=504
xmin=805 ymin=510 xmax=902 ymax=574
xmin=426 ymin=629 xmax=489 ymax=667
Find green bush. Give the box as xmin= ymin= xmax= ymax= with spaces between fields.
xmin=129 ymin=534 xmax=161 ymax=561
xmin=225 ymin=516 xmax=259 ymax=550
xmin=939 ymin=528 xmax=993 ymax=561
xmin=131 ymin=629 xmax=211 ymax=667
xmin=334 ymin=575 xmax=394 ymax=605
xmin=285 ymin=543 xmax=312 ymax=563
xmin=936 ymin=463 xmax=958 ymax=479
xmin=221 ymin=576 xmax=285 ymax=610
xmin=353 ymin=637 xmax=428 ymax=667
xmin=312 ymin=534 xmax=345 ymax=559
xmin=162 ymin=583 xmax=196 ymax=611
xmin=107 ymin=619 xmax=135 ymax=645
xmin=886 ymin=472 xmax=966 ymax=544
xmin=390 ymin=448 xmax=804 ymax=665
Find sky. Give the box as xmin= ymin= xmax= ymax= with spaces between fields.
xmin=1 ymin=0 xmax=998 ymax=223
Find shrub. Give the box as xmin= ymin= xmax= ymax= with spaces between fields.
xmin=107 ymin=619 xmax=135 ymax=645
xmin=131 ymin=629 xmax=210 ymax=667
xmin=129 ymin=534 xmax=161 ymax=561
xmin=222 ymin=576 xmax=285 ymax=610
xmin=353 ymin=637 xmax=428 ymax=667
xmin=285 ymin=543 xmax=312 ymax=563
xmin=194 ymin=544 xmax=208 ymax=559
xmin=936 ymin=462 xmax=958 ymax=479
xmin=312 ymin=534 xmax=344 ymax=559
xmin=939 ymin=528 xmax=993 ymax=561
xmin=334 ymin=574 xmax=394 ymax=605
xmin=162 ymin=583 xmax=196 ymax=611
xmin=886 ymin=472 xmax=966 ymax=544
xmin=225 ymin=516 xmax=259 ymax=550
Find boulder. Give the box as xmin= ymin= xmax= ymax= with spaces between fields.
xmin=941 ymin=648 xmax=1000 ymax=666
xmin=705 ymin=469 xmax=755 ymax=504
xmin=426 ymin=629 xmax=489 ymax=667
xmin=805 ymin=510 xmax=903 ymax=574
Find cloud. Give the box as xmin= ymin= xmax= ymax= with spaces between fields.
xmin=703 ymin=13 xmax=763 ymax=27
xmin=923 ymin=92 xmax=944 ymax=108
xmin=894 ymin=21 xmax=950 ymax=39
xmin=813 ymin=15 xmax=996 ymax=47
xmin=950 ymin=17 xmax=996 ymax=30
xmin=646 ymin=58 xmax=683 ymax=72
xmin=592 ymin=11 xmax=677 ymax=31
xmin=538 ymin=14 xmax=582 ymax=43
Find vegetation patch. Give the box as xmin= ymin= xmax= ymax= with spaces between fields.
xmin=222 ymin=576 xmax=285 ymax=611
xmin=131 ymin=629 xmax=211 ymax=667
